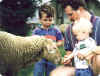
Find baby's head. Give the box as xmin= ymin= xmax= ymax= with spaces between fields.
xmin=72 ymin=18 xmax=93 ymax=41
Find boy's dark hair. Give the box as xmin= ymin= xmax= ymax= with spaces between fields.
xmin=39 ymin=4 xmax=55 ymax=19
xmin=63 ymin=0 xmax=87 ymax=10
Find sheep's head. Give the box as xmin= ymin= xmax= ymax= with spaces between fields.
xmin=42 ymin=38 xmax=62 ymax=64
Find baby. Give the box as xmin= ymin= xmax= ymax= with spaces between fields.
xmin=64 ymin=18 xmax=96 ymax=76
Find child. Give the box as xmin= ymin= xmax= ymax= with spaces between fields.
xmin=32 ymin=4 xmax=63 ymax=76
xmin=63 ymin=18 xmax=96 ymax=76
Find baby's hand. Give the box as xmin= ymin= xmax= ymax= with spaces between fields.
xmin=77 ymin=52 xmax=85 ymax=60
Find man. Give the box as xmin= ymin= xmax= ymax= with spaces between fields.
xmin=50 ymin=1 xmax=100 ymax=76
xmin=63 ymin=1 xmax=100 ymax=64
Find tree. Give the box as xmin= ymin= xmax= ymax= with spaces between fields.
xmin=0 ymin=0 xmax=40 ymax=36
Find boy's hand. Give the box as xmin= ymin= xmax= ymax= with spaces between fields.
xmin=63 ymin=59 xmax=71 ymax=65
xmin=61 ymin=51 xmax=72 ymax=65
xmin=62 ymin=55 xmax=72 ymax=65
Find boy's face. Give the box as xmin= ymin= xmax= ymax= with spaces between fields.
xmin=40 ymin=12 xmax=53 ymax=28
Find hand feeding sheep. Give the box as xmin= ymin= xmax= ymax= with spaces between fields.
xmin=0 ymin=31 xmax=61 ymax=76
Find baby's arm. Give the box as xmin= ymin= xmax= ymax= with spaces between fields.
xmin=78 ymin=41 xmax=96 ymax=60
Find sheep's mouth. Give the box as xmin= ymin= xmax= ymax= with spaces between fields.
xmin=48 ymin=50 xmax=56 ymax=54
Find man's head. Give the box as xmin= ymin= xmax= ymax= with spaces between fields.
xmin=64 ymin=5 xmax=74 ymax=21
xmin=64 ymin=0 xmax=89 ymax=22
xmin=39 ymin=4 xmax=55 ymax=28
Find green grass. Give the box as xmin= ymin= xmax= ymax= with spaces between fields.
xmin=17 ymin=46 xmax=65 ymax=76
xmin=18 ymin=64 xmax=34 ymax=76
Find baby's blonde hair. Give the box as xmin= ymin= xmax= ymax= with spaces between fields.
xmin=72 ymin=18 xmax=93 ymax=35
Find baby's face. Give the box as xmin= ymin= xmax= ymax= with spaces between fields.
xmin=74 ymin=30 xmax=89 ymax=41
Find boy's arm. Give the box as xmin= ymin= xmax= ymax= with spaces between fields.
xmin=64 ymin=53 xmax=74 ymax=61
xmin=56 ymin=40 xmax=64 ymax=47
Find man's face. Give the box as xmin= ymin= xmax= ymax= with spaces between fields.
xmin=65 ymin=5 xmax=78 ymax=22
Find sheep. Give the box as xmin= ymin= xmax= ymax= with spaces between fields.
xmin=0 ymin=31 xmax=61 ymax=76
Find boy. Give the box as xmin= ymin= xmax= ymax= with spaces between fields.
xmin=63 ymin=18 xmax=96 ymax=76
xmin=32 ymin=4 xmax=63 ymax=76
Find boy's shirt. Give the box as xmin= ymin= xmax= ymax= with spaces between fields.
xmin=72 ymin=37 xmax=96 ymax=69
xmin=32 ymin=24 xmax=63 ymax=42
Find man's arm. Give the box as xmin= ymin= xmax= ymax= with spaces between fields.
xmin=92 ymin=46 xmax=100 ymax=54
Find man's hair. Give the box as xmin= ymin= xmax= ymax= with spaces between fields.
xmin=63 ymin=0 xmax=87 ymax=10
xmin=39 ymin=4 xmax=55 ymax=19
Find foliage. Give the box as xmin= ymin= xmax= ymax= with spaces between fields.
xmin=0 ymin=0 xmax=41 ymax=36
xmin=52 ymin=0 xmax=100 ymax=8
